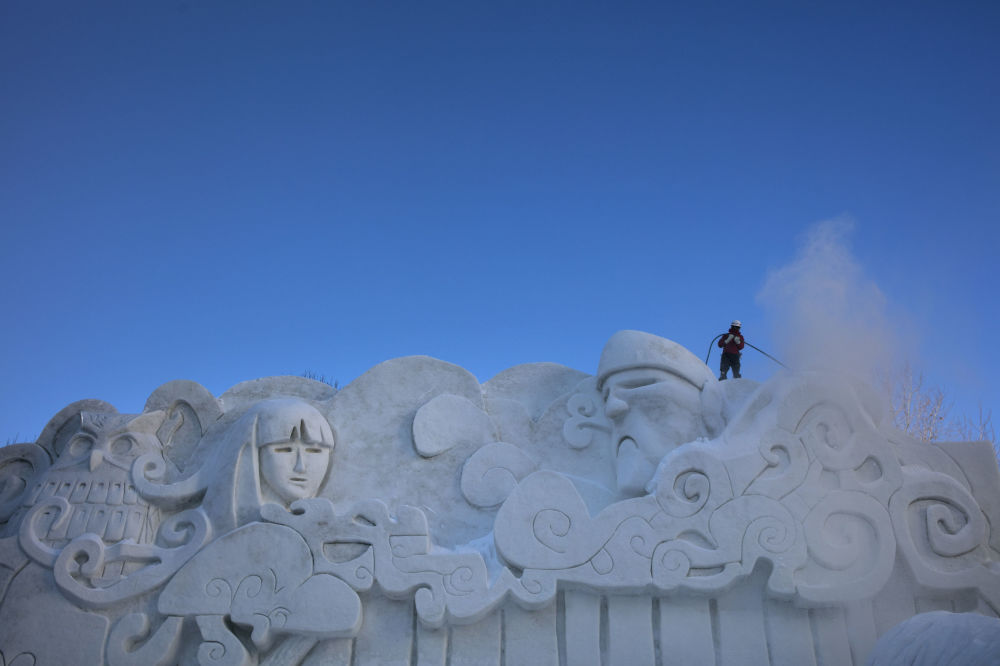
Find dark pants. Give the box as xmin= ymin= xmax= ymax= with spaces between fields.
xmin=720 ymin=352 xmax=741 ymax=379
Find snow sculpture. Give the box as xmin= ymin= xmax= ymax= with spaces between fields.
xmin=1 ymin=331 xmax=999 ymax=665
xmin=866 ymin=611 xmax=1000 ymax=665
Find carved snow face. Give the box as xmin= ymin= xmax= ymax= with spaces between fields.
xmin=30 ymin=411 xmax=164 ymax=549
xmin=52 ymin=412 xmax=161 ymax=474
xmin=602 ymin=368 xmax=703 ymax=496
xmin=259 ymin=440 xmax=331 ymax=504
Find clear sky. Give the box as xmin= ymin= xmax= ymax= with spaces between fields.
xmin=2 ymin=2 xmax=997 ymax=442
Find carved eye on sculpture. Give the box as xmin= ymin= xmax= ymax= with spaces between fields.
xmin=110 ymin=436 xmax=135 ymax=457
xmin=305 ymin=447 xmax=323 ymax=454
xmin=66 ymin=433 xmax=95 ymax=458
xmin=619 ymin=376 xmax=662 ymax=390
xmin=603 ymin=371 xmax=671 ymax=401
xmin=272 ymin=446 xmax=293 ymax=454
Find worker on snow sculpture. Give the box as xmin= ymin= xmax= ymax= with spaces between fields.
xmin=717 ymin=320 xmax=745 ymax=380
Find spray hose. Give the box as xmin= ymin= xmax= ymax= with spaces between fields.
xmin=705 ymin=334 xmax=789 ymax=370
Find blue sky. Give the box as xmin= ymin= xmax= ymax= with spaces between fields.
xmin=2 ymin=1 xmax=997 ymax=441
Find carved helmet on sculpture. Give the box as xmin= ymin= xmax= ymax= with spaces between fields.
xmin=597 ymin=330 xmax=715 ymax=391
xmin=597 ymin=330 xmax=724 ymax=437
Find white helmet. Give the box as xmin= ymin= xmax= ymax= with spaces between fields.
xmin=731 ymin=320 xmax=742 ymax=328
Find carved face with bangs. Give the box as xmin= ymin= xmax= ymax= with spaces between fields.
xmin=259 ymin=438 xmax=331 ymax=504
xmin=248 ymin=400 xmax=335 ymax=507
xmin=601 ymin=368 xmax=703 ymax=496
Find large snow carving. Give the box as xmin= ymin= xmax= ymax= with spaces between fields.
xmin=1 ymin=332 xmax=999 ymax=665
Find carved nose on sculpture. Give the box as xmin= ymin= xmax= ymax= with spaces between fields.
xmin=89 ymin=449 xmax=104 ymax=472
xmin=293 ymin=448 xmax=306 ymax=473
xmin=604 ymin=394 xmax=629 ymax=419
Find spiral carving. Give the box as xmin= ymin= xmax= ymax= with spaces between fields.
xmin=532 ymin=509 xmax=572 ymax=553
xmin=352 ymin=563 xmax=374 ymax=586
xmin=796 ymin=490 xmax=895 ymax=603
xmin=511 ymin=570 xmax=557 ymax=604
xmin=629 ymin=534 xmax=650 ymax=557
xmin=205 ymin=578 xmax=232 ymax=600
xmin=19 ymin=496 xmax=71 ymax=567
xmin=199 ymin=641 xmax=227 ymax=664
xmin=414 ymin=587 xmax=446 ymax=627
xmin=460 ymin=442 xmax=536 ymax=508
xmin=746 ymin=515 xmax=796 ymax=555
xmin=747 ymin=429 xmax=809 ymax=498
xmin=443 ymin=566 xmax=476 ymax=596
xmin=926 ymin=503 xmax=978 ymax=556
xmin=651 ymin=545 xmax=692 ymax=590
xmin=158 ymin=508 xmax=210 ymax=548
xmin=131 ymin=453 xmax=207 ymax=509
xmin=805 ymin=492 xmax=890 ymax=570
xmin=796 ymin=403 xmax=868 ymax=472
xmin=562 ymin=392 xmax=609 ymax=449
xmin=808 ymin=511 xmax=873 ymax=569
xmin=195 ymin=615 xmax=249 ymax=666
xmin=890 ymin=467 xmax=987 ymax=568
xmin=136 ymin=453 xmax=166 ymax=483
xmin=676 ymin=472 xmax=710 ymax=511
xmin=59 ymin=533 xmax=105 ymax=577
xmin=268 ymin=607 xmax=290 ymax=628
xmin=237 ymin=574 xmax=265 ymax=600
xmin=106 ymin=613 xmax=183 ymax=666
xmin=654 ymin=448 xmax=732 ymax=518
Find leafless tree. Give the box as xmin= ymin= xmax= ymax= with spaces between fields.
xmin=952 ymin=404 xmax=997 ymax=453
xmin=884 ymin=362 xmax=949 ymax=441
xmin=883 ymin=362 xmax=996 ymax=449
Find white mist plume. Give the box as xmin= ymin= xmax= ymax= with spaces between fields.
xmin=756 ymin=218 xmax=901 ymax=378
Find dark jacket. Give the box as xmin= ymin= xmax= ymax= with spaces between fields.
xmin=718 ymin=327 xmax=745 ymax=355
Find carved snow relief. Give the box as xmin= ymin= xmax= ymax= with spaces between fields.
xmin=1 ymin=332 xmax=999 ymax=664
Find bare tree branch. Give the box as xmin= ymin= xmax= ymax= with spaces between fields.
xmin=883 ymin=361 xmax=995 ymax=447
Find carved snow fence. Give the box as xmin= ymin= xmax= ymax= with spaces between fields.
xmin=1 ymin=332 xmax=999 ymax=665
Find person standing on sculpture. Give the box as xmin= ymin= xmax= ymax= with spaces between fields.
xmin=717 ymin=320 xmax=745 ymax=380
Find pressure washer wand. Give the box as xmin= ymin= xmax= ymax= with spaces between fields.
xmin=705 ymin=334 xmax=789 ymax=370
xmin=744 ymin=343 xmax=789 ymax=370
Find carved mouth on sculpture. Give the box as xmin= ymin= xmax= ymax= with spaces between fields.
xmin=616 ymin=437 xmax=655 ymax=496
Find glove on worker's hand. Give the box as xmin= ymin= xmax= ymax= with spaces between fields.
xmin=734 ymin=336 xmax=742 ymax=344
xmin=725 ymin=334 xmax=735 ymax=344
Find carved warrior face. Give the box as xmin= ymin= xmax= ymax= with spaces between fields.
xmin=30 ymin=410 xmax=164 ymax=549
xmin=602 ymin=368 xmax=703 ymax=496
xmin=53 ymin=412 xmax=161 ymax=473
xmin=596 ymin=331 xmax=714 ymax=497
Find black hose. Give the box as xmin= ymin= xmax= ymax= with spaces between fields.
xmin=705 ymin=334 xmax=789 ymax=370
xmin=705 ymin=334 xmax=724 ymax=364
